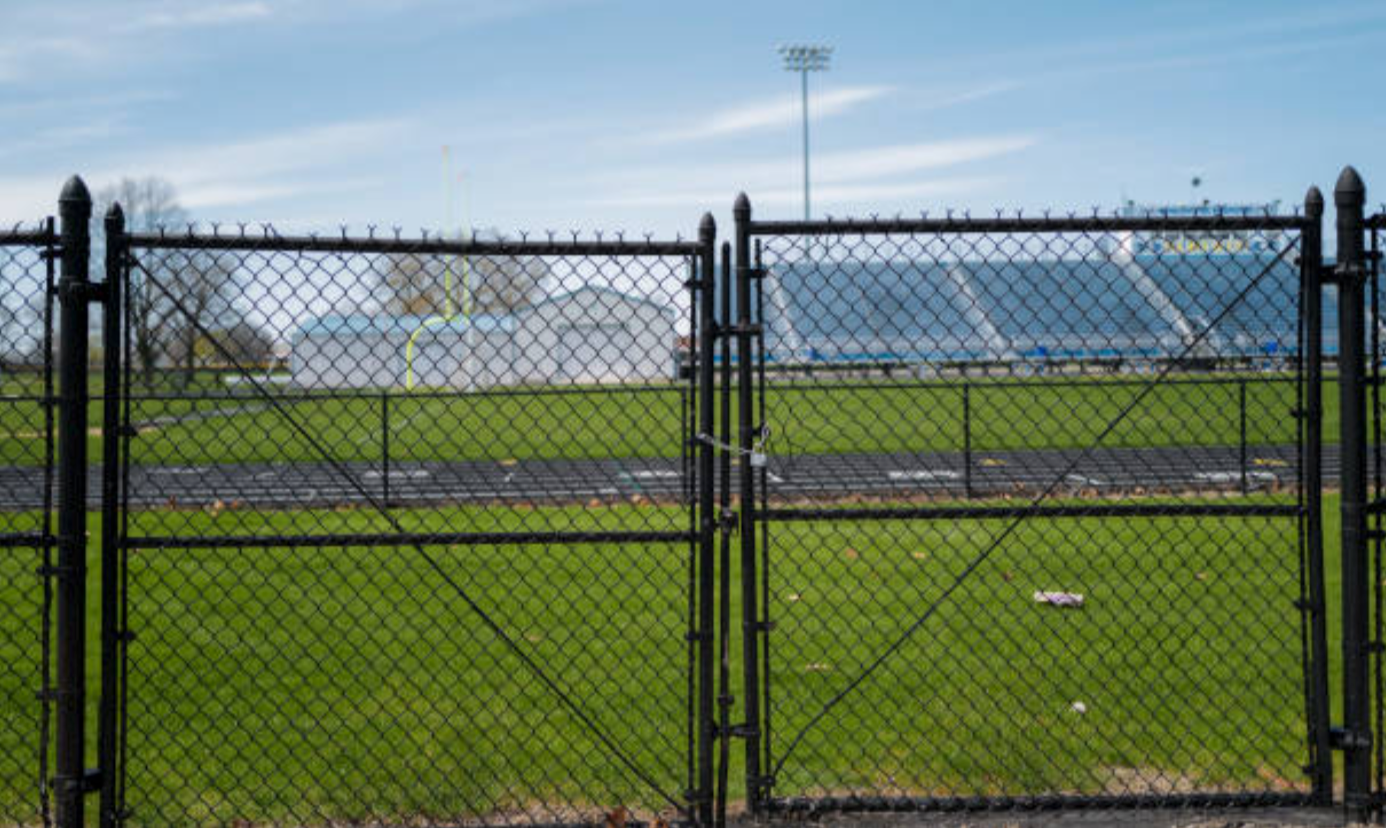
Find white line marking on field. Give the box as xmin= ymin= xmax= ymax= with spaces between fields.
xmin=629 ymin=470 xmax=680 ymax=479
xmin=362 ymin=470 xmax=431 ymax=480
xmin=887 ymin=469 xmax=960 ymax=481
xmin=1064 ymin=474 xmax=1104 ymax=486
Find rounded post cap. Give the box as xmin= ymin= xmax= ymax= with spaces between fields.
xmin=698 ymin=212 xmax=716 ymax=239
xmin=104 ymin=202 xmax=125 ymax=224
xmin=1335 ymin=166 xmax=1365 ymax=206
xmin=734 ymin=192 xmax=751 ymax=216
xmin=59 ymin=175 xmax=91 ymax=206
xmin=1304 ymin=186 xmax=1324 ymax=217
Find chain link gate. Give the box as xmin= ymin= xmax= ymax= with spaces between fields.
xmin=0 ymin=218 xmax=57 ymax=828
xmin=8 ymin=174 xmax=1375 ymax=827
xmin=730 ymin=194 xmax=1331 ymax=817
xmin=94 ymin=207 xmax=719 ymax=826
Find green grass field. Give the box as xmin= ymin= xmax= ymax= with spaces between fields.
xmin=0 ymin=367 xmax=1347 ymax=825
xmin=0 ymin=370 xmax=1326 ymax=467
xmin=0 ymin=494 xmax=1335 ymax=825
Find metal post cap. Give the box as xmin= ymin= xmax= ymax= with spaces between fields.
xmin=1335 ymin=166 xmax=1365 ymax=206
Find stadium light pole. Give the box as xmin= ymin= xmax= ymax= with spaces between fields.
xmin=780 ymin=44 xmax=831 ymax=221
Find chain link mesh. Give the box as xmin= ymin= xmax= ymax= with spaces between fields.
xmin=115 ymin=230 xmax=705 ymax=826
xmin=743 ymin=215 xmax=1314 ymax=808
xmin=0 ymin=227 xmax=55 ymax=828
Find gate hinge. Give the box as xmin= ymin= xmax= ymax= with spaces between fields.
xmin=57 ymin=280 xmax=112 ymax=305
xmin=750 ymin=620 xmax=776 ymax=633
xmin=750 ymin=775 xmax=776 ymax=792
xmin=726 ymin=322 xmax=763 ymax=336
xmin=738 ymin=266 xmax=766 ymax=280
xmin=719 ymin=508 xmax=738 ymax=534
xmin=1323 ymin=261 xmax=1369 ymax=286
xmin=714 ymin=723 xmax=759 ymax=739
xmin=1368 ymin=640 xmax=1386 ymax=655
xmin=683 ymin=788 xmax=713 ymax=805
xmin=1292 ymin=597 xmax=1319 ymax=613
xmin=1330 ymin=726 xmax=1373 ymax=750
xmin=52 ymin=769 xmax=102 ymax=797
xmin=684 ymin=630 xmax=712 ymax=643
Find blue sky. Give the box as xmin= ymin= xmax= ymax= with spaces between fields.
xmin=1 ymin=0 xmax=1383 ymax=236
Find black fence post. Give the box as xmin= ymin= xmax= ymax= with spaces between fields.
xmin=1302 ymin=185 xmax=1333 ymax=803
xmin=715 ymin=239 xmax=734 ymax=824
xmin=54 ymin=175 xmax=93 ymax=828
xmin=1336 ymin=166 xmax=1372 ymax=817
xmin=733 ymin=193 xmax=765 ymax=815
xmin=695 ymin=213 xmax=717 ymax=826
xmin=98 ymin=202 xmax=125 ymax=828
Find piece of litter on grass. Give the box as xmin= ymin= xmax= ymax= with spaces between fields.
xmin=1071 ymin=701 xmax=1087 ymax=714
xmin=785 ymin=592 xmax=801 ymax=602
xmin=1034 ymin=590 xmax=1084 ymax=608
xmin=805 ymin=663 xmax=832 ymax=672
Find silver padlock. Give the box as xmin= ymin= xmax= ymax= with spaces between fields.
xmin=749 ymin=452 xmax=768 ymax=468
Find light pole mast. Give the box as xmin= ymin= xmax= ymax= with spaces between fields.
xmin=779 ymin=44 xmax=831 ymax=221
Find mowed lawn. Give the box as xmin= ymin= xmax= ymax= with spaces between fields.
xmin=0 ymin=370 xmax=1324 ymax=467
xmin=0 ymin=494 xmax=1333 ymax=825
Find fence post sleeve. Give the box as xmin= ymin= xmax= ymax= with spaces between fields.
xmin=1336 ymin=165 xmax=1372 ymax=816
xmin=54 ymin=175 xmax=93 ymax=828
xmin=1302 ymin=184 xmax=1333 ymax=804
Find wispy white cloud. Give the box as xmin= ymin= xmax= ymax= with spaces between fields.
xmin=125 ymin=118 xmax=413 ymax=208
xmin=812 ymin=137 xmax=1035 ymax=184
xmin=593 ymin=134 xmax=1035 ymax=197
xmin=583 ymin=134 xmax=1034 ymax=216
xmin=591 ymin=175 xmax=1007 ymax=209
xmin=648 ymin=85 xmax=892 ymax=143
xmin=123 ymin=2 xmax=272 ymax=32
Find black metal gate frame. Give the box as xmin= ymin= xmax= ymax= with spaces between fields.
xmin=50 ymin=190 xmax=722 ymax=827
xmin=731 ymin=194 xmax=1333 ymax=817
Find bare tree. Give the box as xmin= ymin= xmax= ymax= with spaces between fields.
xmin=164 ymin=254 xmax=241 ymax=388
xmin=379 ymin=254 xmax=448 ymax=316
xmin=376 ymin=231 xmax=548 ymax=317
xmin=94 ymin=177 xmax=188 ymax=388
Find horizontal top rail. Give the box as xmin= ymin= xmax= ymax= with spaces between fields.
xmin=1367 ymin=212 xmax=1386 ymax=230
xmin=0 ymin=226 xmax=56 ymax=246
xmin=124 ymin=230 xmax=705 ymax=257
xmin=745 ymin=213 xmax=1308 ymax=236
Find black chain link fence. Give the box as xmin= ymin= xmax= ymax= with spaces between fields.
xmin=109 ymin=228 xmax=712 ymax=825
xmin=0 ymin=223 xmax=56 ymax=828
xmin=734 ymin=206 xmax=1324 ymax=813
xmin=1 ymin=185 xmax=1349 ymax=826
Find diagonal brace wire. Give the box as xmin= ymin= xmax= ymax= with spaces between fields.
xmin=125 ymin=254 xmax=687 ymax=814
xmin=770 ymin=240 xmax=1301 ymax=779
